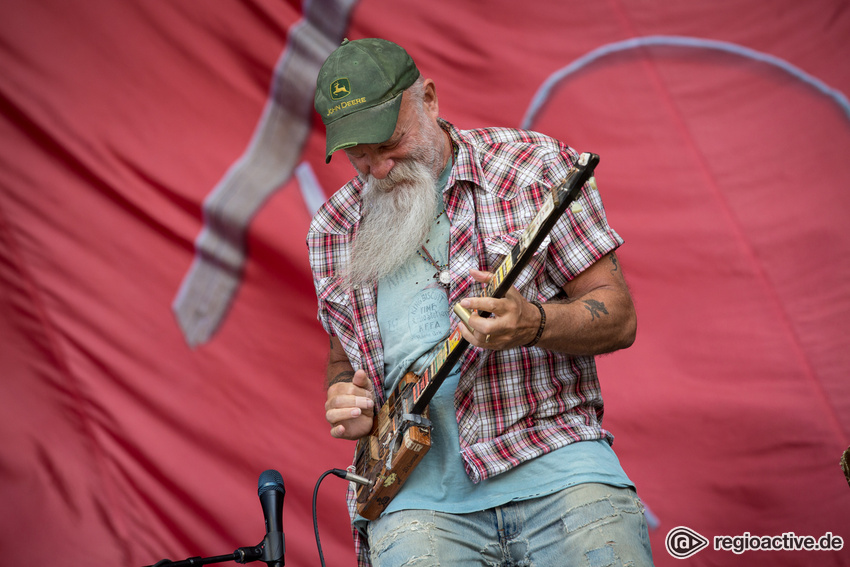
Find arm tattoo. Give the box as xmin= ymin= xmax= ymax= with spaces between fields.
xmin=327 ymin=370 xmax=355 ymax=388
xmin=583 ymin=299 xmax=609 ymax=320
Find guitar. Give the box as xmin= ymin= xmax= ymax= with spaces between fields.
xmin=352 ymin=152 xmax=600 ymax=520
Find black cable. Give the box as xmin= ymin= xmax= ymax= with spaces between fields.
xmin=313 ymin=470 xmax=336 ymax=567
xmin=314 ymin=468 xmax=373 ymax=567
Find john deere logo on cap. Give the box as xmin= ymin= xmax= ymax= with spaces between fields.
xmin=330 ymin=78 xmax=351 ymax=101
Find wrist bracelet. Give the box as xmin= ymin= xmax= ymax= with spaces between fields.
xmin=524 ymin=299 xmax=546 ymax=347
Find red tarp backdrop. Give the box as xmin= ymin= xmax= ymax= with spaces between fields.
xmin=1 ymin=1 xmax=849 ymax=566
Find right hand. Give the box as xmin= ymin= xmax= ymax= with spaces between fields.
xmin=324 ymin=369 xmax=376 ymax=440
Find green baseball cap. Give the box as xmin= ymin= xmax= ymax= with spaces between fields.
xmin=314 ymin=38 xmax=420 ymax=163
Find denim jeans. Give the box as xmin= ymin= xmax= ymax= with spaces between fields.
xmin=366 ymin=483 xmax=654 ymax=566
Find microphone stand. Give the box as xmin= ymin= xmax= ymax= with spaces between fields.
xmin=146 ymin=532 xmax=283 ymax=567
xmin=145 ymin=545 xmax=259 ymax=567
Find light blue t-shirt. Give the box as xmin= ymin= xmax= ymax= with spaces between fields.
xmin=366 ymin=165 xmax=633 ymax=524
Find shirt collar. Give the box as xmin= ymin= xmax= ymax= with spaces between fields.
xmin=438 ymin=118 xmax=485 ymax=190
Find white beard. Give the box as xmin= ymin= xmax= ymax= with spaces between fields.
xmin=342 ymin=158 xmax=439 ymax=289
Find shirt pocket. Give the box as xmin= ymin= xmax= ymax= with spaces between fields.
xmin=482 ymin=231 xmax=549 ymax=297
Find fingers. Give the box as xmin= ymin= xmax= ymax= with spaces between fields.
xmin=459 ymin=317 xmax=496 ymax=348
xmin=325 ymin=373 xmax=375 ymax=415
xmin=458 ymin=269 xmax=536 ymax=350
xmin=460 ymin=269 xmax=516 ymax=316
xmin=468 ymin=268 xmax=492 ymax=283
xmin=325 ymin=394 xmax=373 ymax=417
xmin=351 ymin=368 xmax=374 ymax=392
xmin=327 ymin=368 xmax=373 ymax=398
xmin=326 ymin=407 xmax=373 ymax=439
xmin=329 ymin=414 xmax=374 ymax=440
xmin=325 ymin=368 xmax=376 ymax=440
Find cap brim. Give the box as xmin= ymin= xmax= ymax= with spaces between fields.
xmin=324 ymin=93 xmax=404 ymax=163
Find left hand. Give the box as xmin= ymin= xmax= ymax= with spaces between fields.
xmin=457 ymin=269 xmax=541 ymax=350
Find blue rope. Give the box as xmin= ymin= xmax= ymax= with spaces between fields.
xmin=521 ymin=35 xmax=850 ymax=129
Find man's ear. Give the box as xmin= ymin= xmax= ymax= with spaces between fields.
xmin=422 ymin=78 xmax=439 ymax=118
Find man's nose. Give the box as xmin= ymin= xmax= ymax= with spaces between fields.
xmin=366 ymin=154 xmax=394 ymax=180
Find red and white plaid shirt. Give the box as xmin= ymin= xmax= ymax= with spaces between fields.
xmin=309 ymin=118 xmax=624 ymax=478
xmin=308 ymin=119 xmax=623 ymax=563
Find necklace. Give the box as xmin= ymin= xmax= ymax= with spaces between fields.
xmin=417 ymin=244 xmax=451 ymax=287
xmin=416 ymin=209 xmax=451 ymax=287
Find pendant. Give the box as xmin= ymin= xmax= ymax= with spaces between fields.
xmin=439 ymin=270 xmax=451 ymax=286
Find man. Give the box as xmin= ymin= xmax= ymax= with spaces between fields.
xmin=308 ymin=38 xmax=653 ymax=566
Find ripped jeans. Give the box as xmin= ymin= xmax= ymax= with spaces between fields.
xmin=366 ymin=483 xmax=654 ymax=566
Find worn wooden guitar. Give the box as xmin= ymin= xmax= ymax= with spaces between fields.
xmin=353 ymin=152 xmax=600 ymax=520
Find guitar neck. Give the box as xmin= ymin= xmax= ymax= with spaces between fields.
xmin=407 ymin=153 xmax=600 ymax=415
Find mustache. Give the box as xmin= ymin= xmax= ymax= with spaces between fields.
xmin=362 ymin=158 xmax=422 ymax=194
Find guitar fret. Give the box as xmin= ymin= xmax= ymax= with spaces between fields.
xmin=496 ymin=254 xmax=512 ymax=287
xmin=412 ymin=327 xmax=463 ymax=406
xmin=486 ymin=252 xmax=511 ymax=296
xmin=520 ymin=192 xmax=556 ymax=253
xmin=413 ymin=370 xmax=428 ymax=401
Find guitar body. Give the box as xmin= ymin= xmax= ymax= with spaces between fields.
xmin=355 ymin=371 xmax=432 ymax=520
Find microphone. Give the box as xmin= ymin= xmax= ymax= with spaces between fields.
xmin=257 ymin=469 xmax=285 ymax=567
